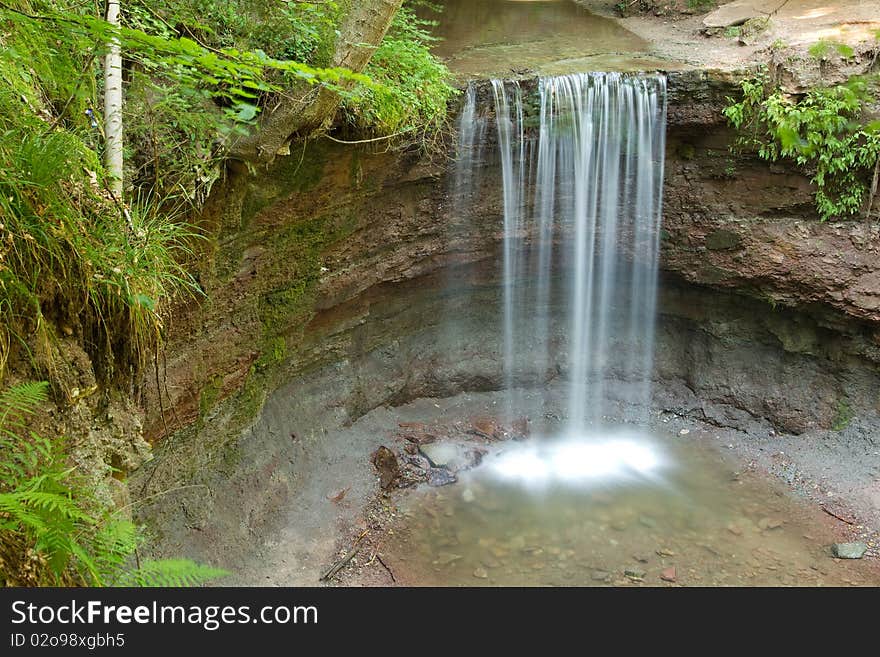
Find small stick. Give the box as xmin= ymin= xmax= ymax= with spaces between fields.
xmin=319 ymin=531 xmax=369 ymax=582
xmin=376 ymin=555 xmax=396 ymax=583
xmin=866 ymin=159 xmax=879 ymax=218
xmin=821 ymin=506 xmax=856 ymax=525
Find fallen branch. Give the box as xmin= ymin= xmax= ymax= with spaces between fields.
xmin=866 ymin=158 xmax=879 ymax=218
xmin=319 ymin=530 xmax=369 ymax=582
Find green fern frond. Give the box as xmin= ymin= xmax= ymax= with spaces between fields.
xmin=0 ymin=381 xmax=48 ymax=426
xmin=119 ymin=559 xmax=230 ymax=587
xmin=0 ymin=380 xmax=232 ymax=587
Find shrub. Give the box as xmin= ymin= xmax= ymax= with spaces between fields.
xmin=724 ymin=72 xmax=880 ymax=220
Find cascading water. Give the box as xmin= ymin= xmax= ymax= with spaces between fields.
xmin=491 ymin=72 xmax=667 ymax=434
xmin=443 ymin=84 xmax=489 ymax=350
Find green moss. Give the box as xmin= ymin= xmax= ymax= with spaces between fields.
xmin=258 ymin=211 xmax=358 ymax=335
xmin=262 ymin=281 xmax=314 ymax=335
xmin=228 ymin=368 xmax=270 ymax=430
xmin=255 ymin=337 xmax=288 ymax=370
xmin=198 ymin=375 xmax=224 ymax=422
xmin=832 ymin=398 xmax=853 ymax=431
xmin=705 ymin=229 xmax=742 ymax=251
xmin=239 ymin=146 xmax=329 ymax=228
xmin=677 ymin=142 xmax=696 ymax=160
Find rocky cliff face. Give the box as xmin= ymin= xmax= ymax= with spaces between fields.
xmin=133 ymin=69 xmax=880 ymax=564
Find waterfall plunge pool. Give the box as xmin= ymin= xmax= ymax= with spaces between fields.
xmin=334 ymin=386 xmax=880 ymax=587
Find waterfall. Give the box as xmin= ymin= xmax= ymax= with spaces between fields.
xmin=491 ymin=72 xmax=667 ymax=433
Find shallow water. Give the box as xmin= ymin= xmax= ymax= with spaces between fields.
xmin=419 ymin=0 xmax=669 ymax=77
xmin=383 ymin=430 xmax=878 ymax=586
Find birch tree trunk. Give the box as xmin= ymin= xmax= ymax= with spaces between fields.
xmin=231 ymin=0 xmax=403 ymax=164
xmin=104 ymin=0 xmax=124 ymax=199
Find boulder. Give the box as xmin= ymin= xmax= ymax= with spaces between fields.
xmin=831 ymin=542 xmax=867 ymax=559
xmin=703 ymin=1 xmax=765 ymax=29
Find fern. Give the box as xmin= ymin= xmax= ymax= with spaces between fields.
xmin=118 ymin=559 xmax=230 ymax=587
xmin=0 ymin=380 xmax=48 ymax=436
xmin=0 ymin=381 xmax=229 ymax=587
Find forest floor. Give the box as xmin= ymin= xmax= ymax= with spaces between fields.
xmin=578 ymin=0 xmax=880 ymax=69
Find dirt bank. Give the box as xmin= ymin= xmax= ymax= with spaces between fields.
xmin=578 ymin=0 xmax=880 ymax=72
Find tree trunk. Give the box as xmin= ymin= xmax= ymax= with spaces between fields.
xmin=104 ymin=0 xmax=124 ymax=199
xmin=231 ymin=0 xmax=403 ymax=165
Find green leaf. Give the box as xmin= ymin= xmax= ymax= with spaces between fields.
xmin=130 ymin=294 xmax=156 ymax=311
xmin=233 ymin=102 xmax=259 ymax=122
xmin=834 ymin=42 xmax=855 ymax=59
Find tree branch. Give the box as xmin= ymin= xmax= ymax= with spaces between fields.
xmin=230 ymin=0 xmax=404 ymax=164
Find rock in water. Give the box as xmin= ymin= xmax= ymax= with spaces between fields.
xmin=758 ymin=517 xmax=784 ymax=531
xmin=419 ymin=442 xmax=470 ymax=471
xmin=510 ymin=417 xmax=530 ymax=439
xmin=428 ymin=468 xmax=457 ymax=487
xmin=371 ymin=446 xmax=399 ymax=490
xmin=831 ymin=542 xmax=867 ymax=559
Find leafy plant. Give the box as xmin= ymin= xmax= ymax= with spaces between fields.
xmin=0 ymin=381 xmax=228 ymax=586
xmin=340 ymin=1 xmax=456 ymax=142
xmin=808 ymin=39 xmax=855 ymax=61
xmin=724 ymin=72 xmax=880 ymax=220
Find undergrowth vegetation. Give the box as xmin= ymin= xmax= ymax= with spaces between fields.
xmin=0 ymin=3 xmax=202 ymax=384
xmin=0 ymin=0 xmax=452 ymax=383
xmin=724 ymin=57 xmax=880 ymax=220
xmin=0 ymin=382 xmax=227 ymax=586
xmin=341 ymin=2 xmax=456 ymax=141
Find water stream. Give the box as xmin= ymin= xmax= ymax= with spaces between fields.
xmin=492 ymin=72 xmax=666 ymax=431
xmin=418 ymin=0 xmax=665 ymax=77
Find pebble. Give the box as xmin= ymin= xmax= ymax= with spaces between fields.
xmin=473 ymin=567 xmax=489 ymax=579
xmin=831 ymin=542 xmax=867 ymax=559
xmin=435 ymin=553 xmax=462 ymax=565
xmin=757 ymin=517 xmax=784 ymax=531
xmin=660 ymin=566 xmax=677 ymax=583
